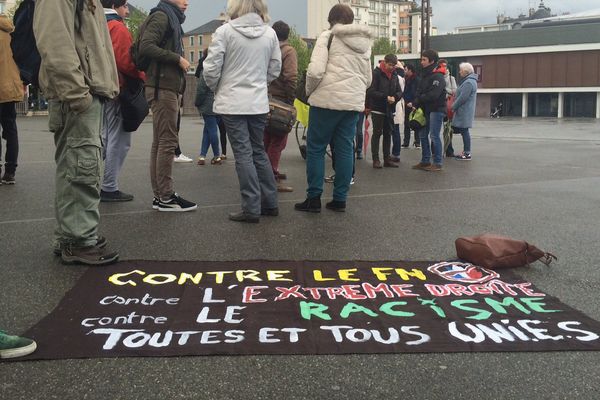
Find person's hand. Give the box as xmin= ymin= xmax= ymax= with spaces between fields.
xmin=387 ymin=96 xmax=395 ymax=104
xmin=406 ymin=102 xmax=413 ymax=109
xmin=179 ymin=57 xmax=191 ymax=72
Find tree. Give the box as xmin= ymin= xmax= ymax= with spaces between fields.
xmin=127 ymin=4 xmax=148 ymax=39
xmin=371 ymin=37 xmax=397 ymax=64
xmin=287 ymin=27 xmax=312 ymax=76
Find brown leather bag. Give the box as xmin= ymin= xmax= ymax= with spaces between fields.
xmin=455 ymin=234 xmax=557 ymax=269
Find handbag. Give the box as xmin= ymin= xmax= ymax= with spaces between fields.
xmin=455 ymin=233 xmax=557 ymax=269
xmin=266 ymin=97 xmax=297 ymax=136
xmin=119 ymin=77 xmax=149 ymax=132
xmin=446 ymin=95 xmax=455 ymax=120
xmin=408 ymin=107 xmax=426 ymax=130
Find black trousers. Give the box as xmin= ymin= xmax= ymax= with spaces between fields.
xmin=0 ymin=102 xmax=19 ymax=174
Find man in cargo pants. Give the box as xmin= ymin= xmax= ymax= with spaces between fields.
xmin=34 ymin=0 xmax=120 ymax=265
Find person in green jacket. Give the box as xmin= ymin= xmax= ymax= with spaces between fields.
xmin=34 ymin=0 xmax=120 ymax=266
xmin=139 ymin=0 xmax=197 ymax=212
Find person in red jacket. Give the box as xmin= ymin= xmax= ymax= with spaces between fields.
xmin=100 ymin=0 xmax=146 ymax=202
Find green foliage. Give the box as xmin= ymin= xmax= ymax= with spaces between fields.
xmin=127 ymin=5 xmax=148 ymax=39
xmin=288 ymin=27 xmax=312 ymax=75
xmin=371 ymin=37 xmax=397 ymax=64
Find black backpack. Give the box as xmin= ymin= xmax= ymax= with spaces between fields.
xmin=10 ymin=0 xmax=41 ymax=86
xmin=295 ymin=33 xmax=334 ymax=105
xmin=130 ymin=10 xmax=171 ymax=72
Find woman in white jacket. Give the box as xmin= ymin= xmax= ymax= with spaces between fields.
xmin=203 ymin=0 xmax=282 ymax=223
xmin=294 ymin=4 xmax=372 ymax=213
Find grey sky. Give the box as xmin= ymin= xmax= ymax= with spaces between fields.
xmin=130 ymin=0 xmax=599 ymax=36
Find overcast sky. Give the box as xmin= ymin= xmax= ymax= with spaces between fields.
xmin=130 ymin=0 xmax=600 ymax=36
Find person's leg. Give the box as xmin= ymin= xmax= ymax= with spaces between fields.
xmin=218 ymin=117 xmax=227 ymax=157
xmin=206 ymin=115 xmax=221 ymax=158
xmin=418 ymin=123 xmax=431 ymax=164
xmin=265 ymin=131 xmax=288 ymax=177
xmin=463 ymin=127 xmax=472 ymax=154
xmin=305 ymin=106 xmax=335 ymax=199
xmin=370 ymin=113 xmax=384 ymax=163
xmin=0 ymin=102 xmax=18 ymax=180
xmin=222 ymin=115 xmax=262 ymax=216
xmin=147 ymin=88 xmax=160 ymax=199
xmin=332 ymin=111 xmax=359 ymax=203
xmin=403 ymin=110 xmax=411 ymax=147
xmin=101 ymin=99 xmax=132 ymax=196
xmin=0 ymin=330 xmax=37 ymax=359
xmin=153 ymin=91 xmax=180 ymax=200
xmin=247 ymin=114 xmax=278 ymax=210
xmin=429 ymin=112 xmax=444 ymax=166
xmin=200 ymin=114 xmax=211 ymax=157
xmin=391 ymin=123 xmax=401 ymax=157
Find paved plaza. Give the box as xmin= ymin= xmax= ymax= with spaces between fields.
xmin=1 ymin=116 xmax=599 ymax=399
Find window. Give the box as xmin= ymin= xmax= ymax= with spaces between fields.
xmin=190 ymin=51 xmax=195 ymax=64
xmin=392 ymin=28 xmax=397 ymax=36
xmin=198 ymin=35 xmax=203 ymax=45
xmin=190 ymin=36 xmax=194 ymax=46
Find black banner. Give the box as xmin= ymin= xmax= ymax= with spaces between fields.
xmin=21 ymin=260 xmax=600 ymax=359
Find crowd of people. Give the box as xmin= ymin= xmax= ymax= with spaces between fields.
xmin=0 ymin=0 xmax=478 ymax=358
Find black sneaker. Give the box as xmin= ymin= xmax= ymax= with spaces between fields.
xmin=157 ymin=193 xmax=198 ymax=212
xmin=294 ymin=197 xmax=321 ymax=213
xmin=326 ymin=200 xmax=346 ymax=212
xmin=53 ymin=236 xmax=107 ymax=256
xmin=152 ymin=197 xmax=159 ymax=210
xmin=100 ymin=190 xmax=134 ymax=202
xmin=1 ymin=173 xmax=15 ymax=185
xmin=61 ymin=244 xmax=119 ymax=266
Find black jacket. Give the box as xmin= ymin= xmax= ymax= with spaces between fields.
xmin=414 ymin=63 xmax=446 ymax=114
xmin=366 ymin=67 xmax=403 ymax=114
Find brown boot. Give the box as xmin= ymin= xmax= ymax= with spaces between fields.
xmin=277 ymin=183 xmax=293 ymax=192
xmin=425 ymin=164 xmax=443 ymax=172
xmin=61 ymin=244 xmax=119 ymax=266
xmin=412 ymin=162 xmax=431 ymax=170
xmin=373 ymin=160 xmax=383 ymax=169
xmin=384 ymin=158 xmax=399 ymax=168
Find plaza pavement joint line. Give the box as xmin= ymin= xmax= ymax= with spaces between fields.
xmin=1 ymin=175 xmax=599 ymax=226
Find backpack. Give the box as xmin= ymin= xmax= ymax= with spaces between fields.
xmin=408 ymin=107 xmax=426 ymax=130
xmin=295 ymin=32 xmax=334 ymax=105
xmin=130 ymin=10 xmax=172 ymax=72
xmin=455 ymin=234 xmax=557 ymax=270
xmin=10 ymin=0 xmax=41 ymax=86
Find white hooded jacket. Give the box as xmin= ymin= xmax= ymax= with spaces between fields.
xmin=203 ymin=13 xmax=282 ymax=115
xmin=306 ymin=24 xmax=372 ymax=112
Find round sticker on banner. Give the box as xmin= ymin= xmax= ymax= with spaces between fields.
xmin=427 ymin=261 xmax=500 ymax=284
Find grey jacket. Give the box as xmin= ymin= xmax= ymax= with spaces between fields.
xmin=451 ymin=73 xmax=478 ymax=128
xmin=33 ymin=0 xmax=119 ymax=112
xmin=203 ymin=13 xmax=281 ymax=115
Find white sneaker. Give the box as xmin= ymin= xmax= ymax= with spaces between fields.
xmin=350 ymin=177 xmax=355 ymax=185
xmin=174 ymin=154 xmax=193 ymax=163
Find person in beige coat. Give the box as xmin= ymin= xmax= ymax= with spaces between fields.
xmin=0 ymin=14 xmax=24 ymax=185
xmin=295 ymin=4 xmax=372 ymax=213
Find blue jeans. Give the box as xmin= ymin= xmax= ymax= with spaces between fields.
xmin=221 ymin=114 xmax=277 ymax=215
xmin=306 ymin=107 xmax=358 ymax=202
xmin=419 ymin=111 xmax=444 ymax=165
xmin=452 ymin=126 xmax=471 ymax=154
xmin=200 ymin=114 xmax=221 ymax=157
xmin=392 ymin=123 xmax=401 ymax=157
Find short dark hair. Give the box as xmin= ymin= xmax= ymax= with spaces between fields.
xmin=272 ymin=20 xmax=290 ymax=41
xmin=384 ymin=54 xmax=398 ymax=64
xmin=405 ymin=64 xmax=416 ymax=73
xmin=421 ymin=49 xmax=439 ymax=63
xmin=328 ymin=4 xmax=354 ymax=28
xmin=101 ymin=0 xmax=127 ymax=8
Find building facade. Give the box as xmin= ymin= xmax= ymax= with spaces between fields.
xmin=307 ymin=0 xmax=425 ymax=53
xmin=398 ymin=20 xmax=600 ymax=119
xmin=182 ymin=16 xmax=226 ymax=74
